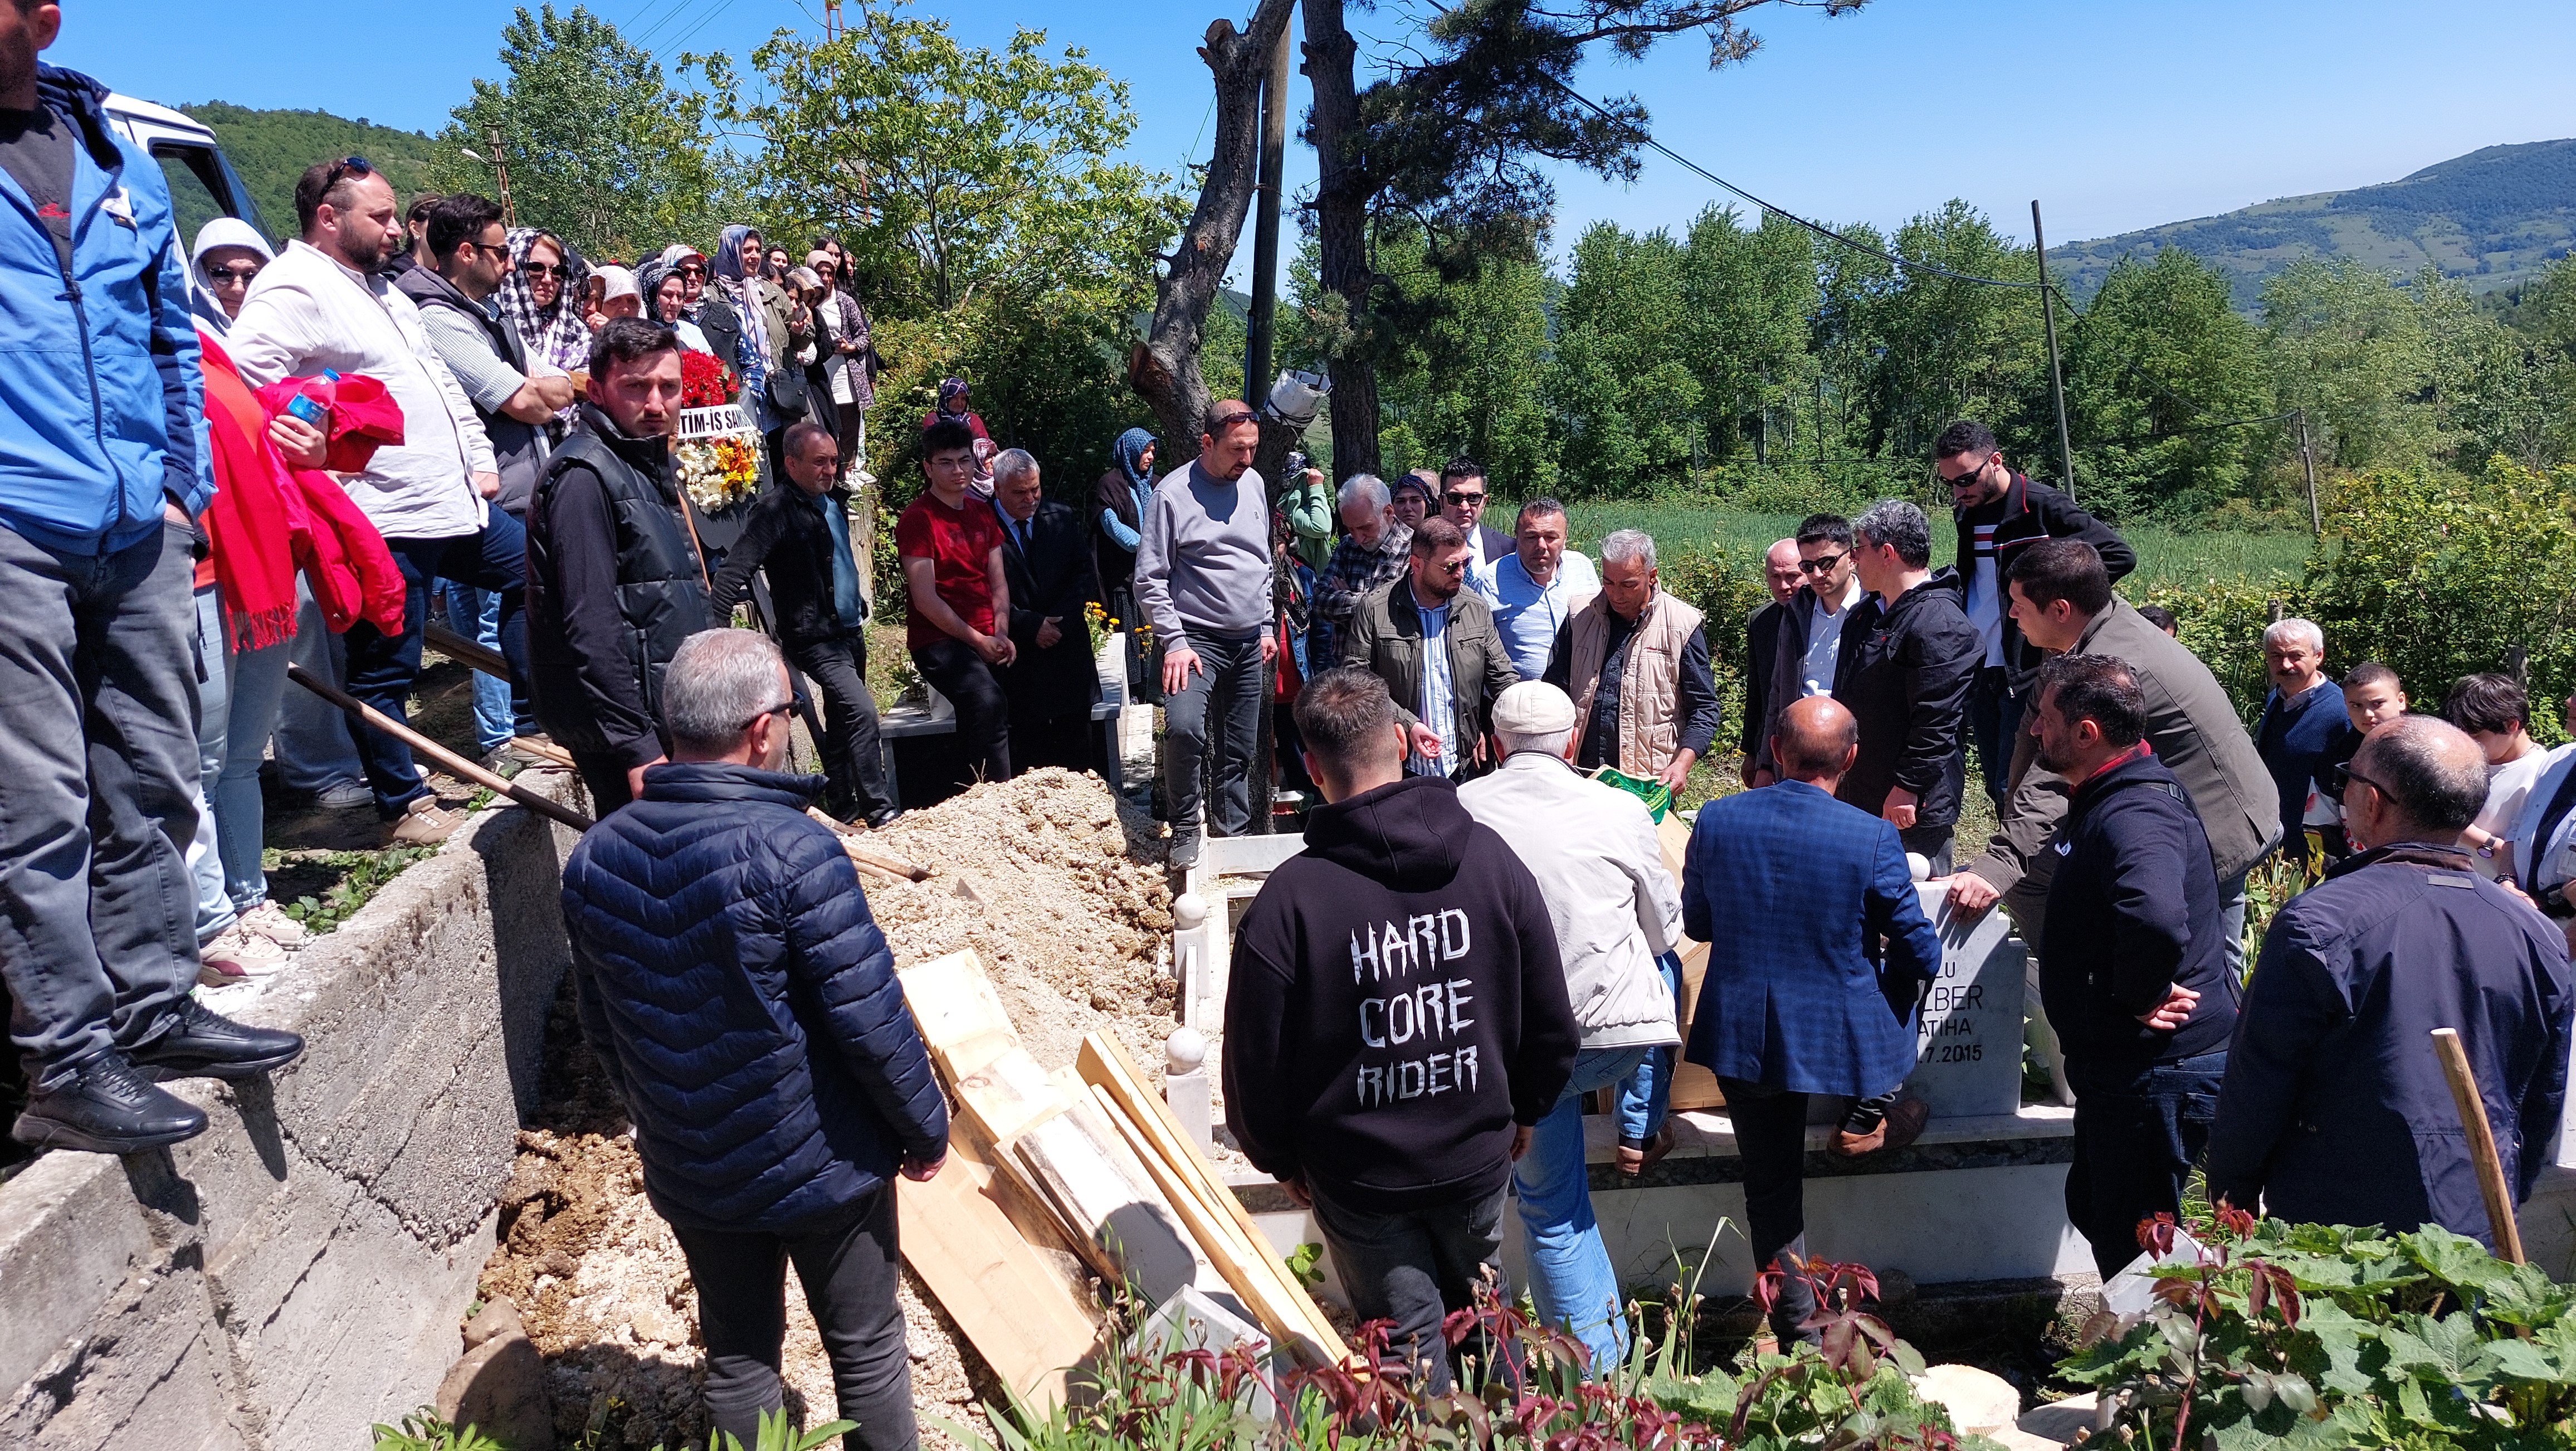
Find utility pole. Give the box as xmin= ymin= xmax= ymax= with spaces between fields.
xmin=2296 ymin=408 xmax=2321 ymax=537
xmin=823 ymin=0 xmax=841 ymax=41
xmin=2031 ymin=201 xmax=2076 ymax=500
xmin=1243 ymin=11 xmax=1292 ymax=415
xmin=487 ymin=127 xmax=516 ymax=227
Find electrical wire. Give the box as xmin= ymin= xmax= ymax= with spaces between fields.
xmin=2082 ymin=410 xmax=2299 ymax=449
xmin=1536 ymin=71 xmax=2043 ymax=290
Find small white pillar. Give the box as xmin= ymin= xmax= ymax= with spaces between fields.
xmin=1165 ymin=1026 xmax=1212 ymax=1152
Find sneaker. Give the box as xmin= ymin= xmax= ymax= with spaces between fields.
xmin=9 ymin=1053 xmax=207 ymax=1154
xmin=1168 ymin=830 xmax=1202 ymax=871
xmin=198 ymin=924 xmax=289 ymax=987
xmin=129 ymin=997 xmax=305 ymax=1080
xmin=236 ymin=900 xmax=308 ymax=947
xmin=313 ymin=780 xmax=374 ymax=810
xmin=389 ymin=796 xmax=465 ymax=846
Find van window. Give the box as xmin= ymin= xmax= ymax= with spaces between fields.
xmin=152 ymin=143 xmax=271 ymax=254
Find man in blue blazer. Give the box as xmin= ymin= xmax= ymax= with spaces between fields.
xmin=1682 ymin=695 xmax=1940 ymax=1345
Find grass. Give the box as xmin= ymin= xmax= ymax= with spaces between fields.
xmin=1558 ymin=502 xmax=2314 ymax=590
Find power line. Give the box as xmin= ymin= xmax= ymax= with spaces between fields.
xmin=1536 ymin=72 xmax=2042 ymax=292
xmin=2084 ymin=410 xmax=2299 ymax=449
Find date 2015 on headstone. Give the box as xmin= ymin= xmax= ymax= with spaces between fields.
xmin=1900 ymin=883 xmax=2027 ymax=1118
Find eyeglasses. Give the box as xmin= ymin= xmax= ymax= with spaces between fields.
xmin=1797 ymin=552 xmax=1847 ymax=573
xmin=320 ymin=155 xmax=374 ymax=191
xmin=740 ymin=701 xmax=794 ymax=732
xmin=204 ymin=264 xmax=262 ymax=285
xmin=521 ymin=261 xmax=566 ymax=277
xmin=2329 ymin=761 xmax=2387 ymax=799
xmin=1443 ymin=490 xmax=1486 ymax=505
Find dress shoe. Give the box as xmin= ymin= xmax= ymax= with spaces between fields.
xmin=129 ymin=998 xmax=305 ymax=1080
xmin=865 ymin=807 xmax=906 ymax=830
xmin=1831 ymin=1097 xmax=1930 ymax=1158
xmin=9 ymin=1054 xmax=208 ymax=1154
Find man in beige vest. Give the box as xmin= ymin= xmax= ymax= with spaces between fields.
xmin=1542 ymin=529 xmax=1720 ymax=793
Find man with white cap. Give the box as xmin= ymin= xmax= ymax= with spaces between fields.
xmin=1458 ymin=680 xmax=1682 ymax=1372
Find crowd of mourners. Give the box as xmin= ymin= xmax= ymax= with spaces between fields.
xmin=7 ymin=18 xmax=2576 ymax=1449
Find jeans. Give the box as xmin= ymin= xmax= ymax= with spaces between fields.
xmin=1308 ymin=1179 xmax=1507 ymax=1395
xmin=187 ymin=582 xmax=238 ymax=944
xmin=2065 ymin=1049 xmax=2226 ymax=1279
xmin=791 ymin=635 xmax=895 ymax=821
xmin=1715 ymin=1078 xmax=1821 ymax=1344
xmin=910 ymin=636 xmax=1012 ymax=786
xmin=1516 ymin=1044 xmax=1652 ymax=1372
xmin=0 ymin=520 xmax=203 ymax=1087
xmin=344 ymin=512 xmax=532 ymax=818
xmin=215 ymin=637 xmax=290 ymax=914
xmin=275 ymin=581 xmax=363 ymax=792
xmin=438 ymin=581 xmax=513 ymax=755
xmin=670 ymin=1189 xmax=918 ymax=1451
xmin=1965 ymin=666 xmax=2022 ymax=812
xmin=1615 ymin=952 xmax=1684 ymax=1145
xmin=1163 ymin=630 xmax=1264 ymax=838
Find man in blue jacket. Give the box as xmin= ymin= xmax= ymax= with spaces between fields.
xmin=2032 ymin=654 xmax=2235 ymax=1276
xmin=1682 ymin=694 xmax=1939 ymax=1346
xmin=560 ymin=627 xmax=948 ymax=1451
xmin=2253 ymin=619 xmax=2345 ymax=871
xmin=2208 ymin=715 xmax=2572 ymax=1249
xmin=1 ymin=18 xmax=304 ymax=1155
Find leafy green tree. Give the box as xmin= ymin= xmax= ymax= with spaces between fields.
xmin=1677 ymin=206 xmax=1818 ymax=466
xmin=1853 ymin=201 xmax=2047 ymax=467
xmin=2063 ymin=247 xmax=2272 ymax=519
xmin=1369 ymin=225 xmax=1557 ymax=493
xmin=182 ymin=105 xmax=438 ymax=248
xmin=2260 ymin=256 xmax=2436 ymax=469
xmin=1545 ymin=222 xmax=1702 ymax=496
xmin=430 ymin=5 xmax=718 ymax=259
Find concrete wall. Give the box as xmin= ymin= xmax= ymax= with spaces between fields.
xmin=0 ymin=785 xmax=578 ymax=1451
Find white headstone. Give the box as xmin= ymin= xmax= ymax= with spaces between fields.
xmin=1901 ymin=882 xmax=2027 ymax=1118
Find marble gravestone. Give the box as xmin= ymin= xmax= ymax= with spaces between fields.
xmin=1900 ymin=882 xmax=2027 ymax=1118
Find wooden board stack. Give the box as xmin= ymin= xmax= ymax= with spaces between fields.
xmin=892 ymin=950 xmax=1350 ymax=1411
xmin=1657 ymin=814 xmax=1725 ymax=1113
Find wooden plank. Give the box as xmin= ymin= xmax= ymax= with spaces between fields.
xmin=896 ymin=950 xmax=1016 ymax=1058
xmin=1009 ymin=1098 xmax=1224 ymax=1306
xmin=1075 ymin=1034 xmax=1350 ymax=1363
xmin=896 ymin=1116 xmax=1099 ymax=1410
xmin=1667 ymin=939 xmax=1724 ymax=1111
xmin=954 ymin=1045 xmax=1072 ymax=1147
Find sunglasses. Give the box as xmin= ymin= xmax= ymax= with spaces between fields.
xmin=1797 ymin=552 xmax=1848 ymax=573
xmin=1443 ymin=490 xmax=1486 ymax=505
xmin=321 ymin=155 xmax=375 ymax=192
xmin=1940 ymin=455 xmax=1991 ymax=488
xmin=1208 ymin=410 xmax=1259 ymax=434
xmin=740 ymin=701 xmax=794 ymax=732
xmin=677 ymin=264 xmax=706 ymax=276
xmin=204 ymin=263 xmax=262 ymax=285
xmin=521 ymin=261 xmax=566 ymax=277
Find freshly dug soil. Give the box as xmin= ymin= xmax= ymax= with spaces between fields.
xmin=479 ymin=768 xmax=1175 ymax=1449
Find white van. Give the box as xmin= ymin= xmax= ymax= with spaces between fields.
xmin=103 ymin=93 xmax=271 ymax=245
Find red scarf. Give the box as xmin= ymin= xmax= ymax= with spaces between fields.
xmin=196 ymin=333 xmax=308 ymax=651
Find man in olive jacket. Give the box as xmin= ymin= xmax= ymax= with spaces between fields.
xmin=1341 ymin=518 xmax=1520 ymax=781
xmin=1943 ymin=539 xmax=2282 ymax=960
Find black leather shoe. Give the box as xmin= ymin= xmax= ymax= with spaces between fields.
xmin=10 ymin=1054 xmax=208 ymax=1155
xmin=129 ymin=998 xmax=304 ymax=1080
xmin=865 ymin=807 xmax=905 ymax=830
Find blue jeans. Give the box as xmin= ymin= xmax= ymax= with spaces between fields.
xmin=275 ymin=581 xmax=364 ymax=792
xmin=187 ymin=588 xmax=295 ymax=936
xmin=2065 ymin=1049 xmax=2226 ymax=1278
xmin=438 ymin=581 xmax=513 ymax=755
xmin=1614 ymin=952 xmax=1684 ymax=1145
xmin=344 ymin=512 xmax=531 ymax=817
xmin=187 ymin=582 xmax=237 ymax=944
xmin=1515 ymin=1044 xmax=1653 ymax=1373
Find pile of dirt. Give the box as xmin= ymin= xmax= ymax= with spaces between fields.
xmin=477 ymin=768 xmax=1175 ymax=1449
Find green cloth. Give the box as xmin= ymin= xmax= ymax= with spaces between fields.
xmin=1282 ymin=474 xmax=1333 ymax=572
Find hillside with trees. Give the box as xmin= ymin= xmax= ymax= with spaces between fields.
xmin=179 ymin=102 xmax=440 ymax=246
xmin=2057 ymin=138 xmax=2576 ymax=309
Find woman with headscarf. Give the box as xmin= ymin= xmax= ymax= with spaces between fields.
xmin=642 ymin=260 xmax=713 ymax=354
xmin=920 ymin=377 xmax=995 ymax=494
xmin=701 ymin=224 xmax=773 ymax=422
xmin=188 ymin=216 xmax=271 ymax=338
xmin=495 ymin=228 xmax=591 ymax=434
xmin=806 ymin=248 xmax=878 ymax=480
xmin=1092 ymin=426 xmax=1158 ymax=665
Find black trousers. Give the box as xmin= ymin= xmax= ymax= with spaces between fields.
xmin=572 ymin=751 xmax=635 ymax=817
xmin=670 ymin=1187 xmax=916 ymax=1451
xmin=791 ymin=636 xmax=896 ymax=820
xmin=910 ymin=637 xmax=1012 ymax=786
xmin=1716 ymin=1078 xmax=1820 ymax=1345
xmin=1009 ymin=708 xmax=1094 ymax=775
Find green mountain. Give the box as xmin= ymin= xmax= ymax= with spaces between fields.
xmin=179 ymin=103 xmax=443 ymax=247
xmin=2056 ymin=138 xmax=2576 ymax=310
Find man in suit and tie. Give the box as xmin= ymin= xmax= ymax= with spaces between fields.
xmin=992 ymin=450 xmax=1102 ymax=772
xmin=1681 ymin=694 xmax=1939 ymax=1346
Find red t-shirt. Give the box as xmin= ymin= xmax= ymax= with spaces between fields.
xmin=895 ymin=490 xmax=1004 ymax=650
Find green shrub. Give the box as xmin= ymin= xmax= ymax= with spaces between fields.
xmin=2060 ymin=1206 xmax=2576 ymax=1448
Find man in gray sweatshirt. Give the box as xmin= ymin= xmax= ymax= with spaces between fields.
xmin=1136 ymin=401 xmax=1277 ymax=867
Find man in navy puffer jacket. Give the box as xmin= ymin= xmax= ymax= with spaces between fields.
xmin=562 ymin=627 xmax=947 ymax=1451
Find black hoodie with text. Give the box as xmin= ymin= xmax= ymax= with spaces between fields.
xmin=1222 ymin=775 xmax=1579 ymax=1212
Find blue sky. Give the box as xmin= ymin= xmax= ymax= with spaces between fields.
xmin=55 ymin=0 xmax=2576 ymax=281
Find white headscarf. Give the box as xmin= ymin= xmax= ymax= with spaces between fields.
xmin=188 ymin=217 xmax=274 ymax=337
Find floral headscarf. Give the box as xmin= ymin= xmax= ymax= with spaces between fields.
xmin=495 ymin=228 xmax=591 ymax=376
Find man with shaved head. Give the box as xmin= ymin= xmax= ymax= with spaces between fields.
xmin=1679 ymin=692 xmax=1940 ymax=1347
xmin=2208 ymin=715 xmax=2574 ymax=1249
xmin=1738 ymin=539 xmax=1803 ymax=785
